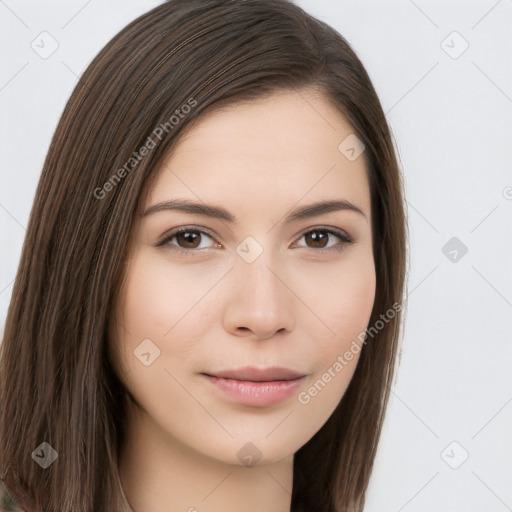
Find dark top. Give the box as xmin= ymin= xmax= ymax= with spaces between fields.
xmin=0 ymin=479 xmax=24 ymax=511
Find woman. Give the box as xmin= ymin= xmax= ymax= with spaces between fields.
xmin=0 ymin=0 xmax=408 ymax=510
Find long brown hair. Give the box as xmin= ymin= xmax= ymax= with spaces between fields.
xmin=0 ymin=1 xmax=408 ymax=510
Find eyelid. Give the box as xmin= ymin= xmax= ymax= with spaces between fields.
xmin=156 ymin=225 xmax=218 ymax=248
xmin=156 ymin=224 xmax=354 ymax=253
xmin=294 ymin=225 xmax=353 ymax=244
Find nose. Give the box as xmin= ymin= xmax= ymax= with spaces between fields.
xmin=222 ymin=251 xmax=296 ymax=341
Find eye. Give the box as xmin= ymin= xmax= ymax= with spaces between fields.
xmin=156 ymin=225 xmax=354 ymax=256
xmin=293 ymin=227 xmax=354 ymax=252
xmin=156 ymin=227 xmax=218 ymax=256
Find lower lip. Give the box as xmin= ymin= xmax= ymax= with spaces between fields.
xmin=202 ymin=375 xmax=306 ymax=406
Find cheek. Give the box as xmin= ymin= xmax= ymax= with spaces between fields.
xmin=112 ymin=252 xmax=226 ymax=386
xmin=123 ymin=259 xmax=176 ymax=334
xmin=315 ymin=252 xmax=375 ymax=335
xmin=296 ymin=260 xmax=375 ymax=416
xmin=306 ymin=254 xmax=376 ymax=375
xmin=120 ymin=254 xmax=214 ymax=337
xmin=110 ymin=256 xmax=184 ymax=380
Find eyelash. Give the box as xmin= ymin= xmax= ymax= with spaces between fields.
xmin=156 ymin=225 xmax=354 ymax=256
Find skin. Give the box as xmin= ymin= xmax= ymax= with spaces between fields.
xmin=109 ymin=88 xmax=376 ymax=512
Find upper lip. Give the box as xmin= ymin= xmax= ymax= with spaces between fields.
xmin=203 ymin=366 xmax=306 ymax=382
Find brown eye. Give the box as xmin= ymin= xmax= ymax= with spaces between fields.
xmin=295 ymin=228 xmax=353 ymax=252
xmin=174 ymin=230 xmax=202 ymax=249
xmin=304 ymin=230 xmax=330 ymax=249
xmin=157 ymin=227 xmax=217 ymax=254
xmin=157 ymin=225 xmax=353 ymax=256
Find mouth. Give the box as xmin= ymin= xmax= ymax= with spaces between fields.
xmin=200 ymin=366 xmax=308 ymax=407
xmin=201 ymin=366 xmax=307 ymax=382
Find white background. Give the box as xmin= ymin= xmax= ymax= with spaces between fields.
xmin=1 ymin=1 xmax=511 ymax=510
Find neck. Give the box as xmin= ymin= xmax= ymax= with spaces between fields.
xmin=119 ymin=402 xmax=294 ymax=512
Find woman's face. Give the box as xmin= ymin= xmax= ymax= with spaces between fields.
xmin=110 ymin=88 xmax=375 ymax=466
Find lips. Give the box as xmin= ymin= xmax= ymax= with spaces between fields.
xmin=202 ymin=366 xmax=306 ymax=382
xmin=201 ymin=367 xmax=308 ymax=406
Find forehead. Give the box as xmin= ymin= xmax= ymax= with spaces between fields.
xmin=147 ymin=89 xmax=371 ymax=219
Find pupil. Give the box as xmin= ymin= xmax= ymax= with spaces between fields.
xmin=178 ymin=232 xmax=200 ymax=248
xmin=306 ymin=231 xmax=327 ymax=248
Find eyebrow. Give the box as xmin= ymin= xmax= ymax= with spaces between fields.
xmin=142 ymin=198 xmax=367 ymax=223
